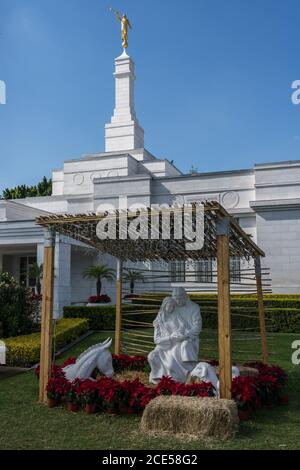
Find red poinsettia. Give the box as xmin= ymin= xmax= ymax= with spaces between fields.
xmin=61 ymin=357 xmax=77 ymax=368
xmin=112 ymin=354 xmax=147 ymax=373
xmin=44 ymin=356 xmax=289 ymax=416
xmin=46 ymin=376 xmax=70 ymax=401
xmin=155 ymin=376 xmax=215 ymax=398
xmin=35 ymin=364 xmax=65 ymax=379
xmin=88 ymin=295 xmax=111 ymax=304
xmin=74 ymin=379 xmax=98 ymax=405
xmin=232 ymin=376 xmax=260 ymax=411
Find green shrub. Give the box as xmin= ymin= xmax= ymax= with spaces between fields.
xmin=3 ymin=318 xmax=89 ymax=367
xmin=64 ymin=294 xmax=300 ymax=333
xmin=63 ymin=304 xmax=156 ymax=330
xmin=64 ymin=306 xmax=115 ymax=330
xmin=0 ymin=272 xmax=39 ymax=337
xmin=265 ymin=308 xmax=300 ymax=332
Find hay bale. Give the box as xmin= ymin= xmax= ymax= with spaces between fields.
xmin=140 ymin=396 xmax=239 ymax=441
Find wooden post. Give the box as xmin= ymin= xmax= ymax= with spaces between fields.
xmin=255 ymin=256 xmax=269 ymax=364
xmin=39 ymin=229 xmax=55 ymax=403
xmin=114 ymin=259 xmax=123 ymax=354
xmin=217 ymin=217 xmax=232 ymax=399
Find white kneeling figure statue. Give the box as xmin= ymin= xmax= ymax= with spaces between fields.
xmin=148 ymin=287 xmax=202 ymax=384
xmin=63 ymin=338 xmax=114 ymax=381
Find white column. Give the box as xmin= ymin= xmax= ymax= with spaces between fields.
xmin=105 ymin=50 xmax=144 ymax=152
xmin=53 ymin=234 xmax=71 ymax=319
xmin=37 ymin=243 xmax=44 ymax=266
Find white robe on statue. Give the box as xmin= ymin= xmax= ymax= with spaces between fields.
xmin=148 ymin=299 xmax=202 ymax=383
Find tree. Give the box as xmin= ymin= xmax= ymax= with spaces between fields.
xmin=37 ymin=176 xmax=52 ymax=197
xmin=123 ymin=268 xmax=145 ymax=294
xmin=1 ymin=176 xmax=52 ymax=200
xmin=29 ymin=263 xmax=43 ymax=295
xmin=82 ymin=264 xmax=115 ymax=296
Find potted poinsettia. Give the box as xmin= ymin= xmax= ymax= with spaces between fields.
xmin=46 ymin=377 xmax=67 ymax=408
xmin=78 ymin=380 xmax=97 ymax=414
xmin=232 ymin=376 xmax=259 ymax=420
xmin=64 ymin=381 xmax=80 ymax=412
xmin=95 ymin=377 xmax=120 ymax=414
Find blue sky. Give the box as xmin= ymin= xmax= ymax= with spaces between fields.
xmin=1 ymin=0 xmax=300 ymax=191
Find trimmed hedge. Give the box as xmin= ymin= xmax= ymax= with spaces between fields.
xmin=64 ymin=295 xmax=300 ymax=333
xmin=64 ymin=306 xmax=116 ymax=330
xmin=63 ymin=305 xmax=155 ymax=330
xmin=3 ymin=318 xmax=89 ymax=367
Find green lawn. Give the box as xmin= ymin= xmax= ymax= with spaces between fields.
xmin=0 ymin=331 xmax=299 ymax=450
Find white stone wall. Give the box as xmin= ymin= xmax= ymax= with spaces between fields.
xmin=70 ymin=247 xmax=95 ymax=305
xmin=255 ymin=161 xmax=300 ymax=200
xmin=2 ymin=142 xmax=300 ymax=298
xmin=255 ymin=207 xmax=300 ymax=293
xmin=70 ymin=248 xmax=117 ymax=305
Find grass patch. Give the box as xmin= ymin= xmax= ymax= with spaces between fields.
xmin=0 ymin=331 xmax=299 ymax=450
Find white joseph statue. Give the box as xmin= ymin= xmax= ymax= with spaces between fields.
xmin=148 ymin=287 xmax=202 ymax=383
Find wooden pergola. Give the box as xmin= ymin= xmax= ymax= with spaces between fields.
xmin=36 ymin=201 xmax=268 ymax=402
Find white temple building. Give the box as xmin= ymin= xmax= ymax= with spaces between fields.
xmin=1 ymin=50 xmax=300 ymax=316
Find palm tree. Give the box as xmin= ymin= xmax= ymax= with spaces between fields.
xmin=29 ymin=263 xmax=43 ymax=295
xmin=123 ymin=268 xmax=145 ymax=294
xmin=82 ymin=264 xmax=115 ymax=296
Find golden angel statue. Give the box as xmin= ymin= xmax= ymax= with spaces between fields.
xmin=110 ymin=8 xmax=132 ymax=50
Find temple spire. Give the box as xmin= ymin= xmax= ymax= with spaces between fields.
xmin=105 ymin=50 xmax=144 ymax=152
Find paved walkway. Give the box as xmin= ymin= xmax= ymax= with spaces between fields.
xmin=0 ymin=366 xmax=29 ymax=380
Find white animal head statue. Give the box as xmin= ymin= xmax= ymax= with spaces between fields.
xmin=190 ymin=361 xmax=219 ymax=393
xmin=231 ymin=366 xmax=240 ymax=379
xmin=190 ymin=362 xmax=240 ymax=398
xmin=63 ymin=337 xmax=114 ymax=381
xmin=96 ymin=338 xmax=114 ymax=377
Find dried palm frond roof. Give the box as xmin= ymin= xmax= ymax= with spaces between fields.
xmin=36 ymin=201 xmax=264 ymax=261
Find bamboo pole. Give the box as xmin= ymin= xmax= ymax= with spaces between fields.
xmin=255 ymin=256 xmax=269 ymax=364
xmin=39 ymin=229 xmax=55 ymax=403
xmin=114 ymin=259 xmax=123 ymax=354
xmin=217 ymin=217 xmax=232 ymax=399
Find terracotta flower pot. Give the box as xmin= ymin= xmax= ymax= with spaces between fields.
xmin=47 ymin=398 xmax=58 ymax=408
xmin=238 ymin=409 xmax=252 ymax=421
xmin=67 ymin=402 xmax=79 ymax=412
xmin=85 ymin=403 xmax=96 ymax=414
xmin=118 ymin=403 xmax=128 ymax=414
